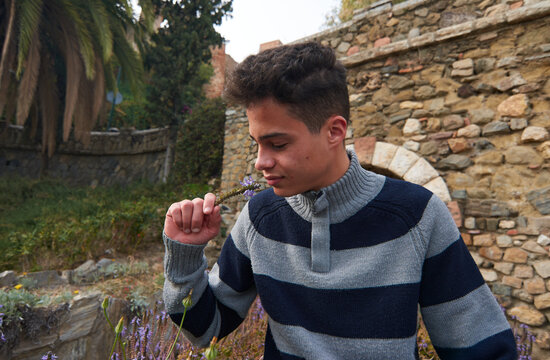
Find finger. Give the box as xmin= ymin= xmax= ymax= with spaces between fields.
xmin=207 ymin=206 xmax=222 ymax=232
xmin=168 ymin=203 xmax=183 ymax=229
xmin=180 ymin=200 xmax=194 ymax=234
xmin=203 ymin=193 xmax=216 ymax=214
xmin=190 ymin=198 xmax=205 ymax=233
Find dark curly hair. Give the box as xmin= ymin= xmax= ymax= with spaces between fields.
xmin=223 ymin=42 xmax=349 ymax=133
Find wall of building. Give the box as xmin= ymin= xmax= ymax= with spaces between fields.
xmin=219 ymin=0 xmax=550 ymax=353
xmin=0 ymin=122 xmax=171 ymax=186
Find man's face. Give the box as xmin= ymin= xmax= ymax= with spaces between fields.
xmin=247 ymin=98 xmax=336 ymax=197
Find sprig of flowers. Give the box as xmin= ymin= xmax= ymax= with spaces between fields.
xmin=215 ymin=176 xmax=261 ymax=205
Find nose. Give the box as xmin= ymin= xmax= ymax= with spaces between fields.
xmin=255 ymin=146 xmax=275 ymax=171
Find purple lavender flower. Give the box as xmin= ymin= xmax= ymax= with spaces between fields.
xmin=240 ymin=176 xmax=258 ymax=200
xmin=41 ymin=352 xmax=58 ymax=360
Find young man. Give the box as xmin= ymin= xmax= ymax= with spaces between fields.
xmin=163 ymin=42 xmax=517 ymax=359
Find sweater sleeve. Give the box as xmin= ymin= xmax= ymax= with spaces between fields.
xmin=417 ymin=194 xmax=517 ymax=359
xmin=162 ymin=203 xmax=257 ymax=347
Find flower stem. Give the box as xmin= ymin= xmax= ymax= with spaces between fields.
xmin=215 ymin=183 xmax=261 ymax=205
xmin=165 ymin=306 xmax=187 ymax=360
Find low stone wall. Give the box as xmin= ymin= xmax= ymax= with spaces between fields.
xmin=0 ymin=122 xmax=172 ymax=186
xmin=219 ymin=0 xmax=550 ymax=353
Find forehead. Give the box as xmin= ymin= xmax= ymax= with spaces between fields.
xmin=246 ymin=98 xmax=308 ymax=138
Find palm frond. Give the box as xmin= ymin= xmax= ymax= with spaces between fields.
xmin=16 ymin=27 xmax=41 ymax=125
xmin=61 ymin=25 xmax=83 ymax=142
xmin=138 ymin=0 xmax=155 ymax=33
xmin=16 ymin=0 xmax=43 ymax=78
xmin=112 ymin=22 xmax=144 ymax=98
xmin=60 ymin=0 xmax=95 ymax=79
xmin=0 ymin=0 xmax=16 ymax=87
xmin=87 ymin=0 xmax=113 ymax=62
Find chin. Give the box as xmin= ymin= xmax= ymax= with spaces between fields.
xmin=272 ymin=187 xmax=301 ymax=197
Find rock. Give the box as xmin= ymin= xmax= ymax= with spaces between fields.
xmin=442 ymin=114 xmax=464 ymax=130
xmin=457 ymin=84 xmax=476 ymax=98
xmin=400 ymin=101 xmax=423 ymax=110
xmin=495 ymin=72 xmax=527 ymax=92
xmin=522 ymin=240 xmax=547 ymax=255
xmin=503 ymin=248 xmax=528 ymax=263
xmin=440 ymin=10 xmax=477 ymax=28
xmin=0 ymin=270 xmax=17 ymax=287
xmin=538 ymin=234 xmax=550 ymax=246
xmin=512 ymin=289 xmax=534 ymax=303
xmin=538 ymin=141 xmax=550 ymax=159
xmin=497 ymin=235 xmax=513 ymax=247
xmin=492 ymin=283 xmax=512 ymax=296
xmin=419 ymin=141 xmax=438 ymax=155
xmin=495 ymin=262 xmax=515 ymax=275
xmin=474 ymin=57 xmax=496 ymax=74
xmin=389 ymin=110 xmax=412 ymax=123
xmin=372 ymin=86 xmax=394 ymax=106
xmin=525 ymin=277 xmax=547 ymax=295
xmin=504 ymin=146 xmax=542 ymax=165
xmin=521 ymin=126 xmax=549 ymax=143
xmin=510 ymin=118 xmax=528 ymax=130
xmin=453 ymin=58 xmax=474 ymax=70
xmin=469 ymin=108 xmax=494 ymax=124
xmin=508 ymin=306 xmax=546 ymax=326
xmin=415 ymin=85 xmax=436 ymax=100
xmin=388 ymin=75 xmax=414 ymax=90
xmin=388 ymin=147 xmax=418 ymax=177
xmin=533 ymin=260 xmax=550 ymax=278
xmin=497 ymin=56 xmax=521 ymax=68
xmin=464 ymin=217 xmax=476 ymax=229
xmin=514 ymin=265 xmax=533 ymax=278
xmin=479 ymin=246 xmax=503 ymax=261
xmin=473 ymin=233 xmax=493 ymax=246
xmin=349 ymin=93 xmax=366 ymax=106
xmin=465 ymin=199 xmax=512 ymax=217
xmin=497 ymin=94 xmax=529 ymax=117
xmin=403 ymin=140 xmax=420 ymax=152
xmin=22 ymin=270 xmax=67 ymax=288
xmin=402 ymin=118 xmax=422 ymax=136
xmin=336 ymin=41 xmax=351 ymax=53
xmin=527 ymin=187 xmax=550 ymax=215
xmin=480 ymin=269 xmax=498 ymax=282
xmin=499 ymin=220 xmax=515 ymax=229
xmin=408 ymin=27 xmax=420 ymax=38
xmin=482 ymin=121 xmax=510 ymax=136
xmin=447 ymin=138 xmax=470 ymax=153
xmin=436 ymin=154 xmax=473 ymax=170
xmin=373 ymin=37 xmax=390 ymax=48
xmin=451 ymin=68 xmax=474 ymax=77
xmin=502 ymin=276 xmax=522 ymax=289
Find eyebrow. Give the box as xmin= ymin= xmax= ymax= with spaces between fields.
xmin=250 ymin=132 xmax=289 ymax=142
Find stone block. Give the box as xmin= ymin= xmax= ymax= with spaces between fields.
xmin=436 ymin=154 xmax=473 ymax=170
xmin=497 ymin=94 xmax=529 ymax=117
xmin=470 ymin=251 xmax=484 ymax=266
xmin=447 ymin=201 xmax=462 ymax=228
xmin=486 ymin=218 xmax=499 ymax=231
xmin=372 ymin=142 xmax=398 ymax=169
xmin=535 ymin=293 xmax=550 ymax=310
xmin=512 ymin=289 xmax=534 ymax=303
xmin=492 ymin=283 xmax=512 ymax=296
xmin=403 ymin=118 xmax=422 ymax=136
xmin=465 ymin=199 xmax=512 ymax=217
xmin=509 ymin=118 xmax=528 ymax=130
xmin=469 ymin=108 xmax=494 ymax=124
xmin=534 ymin=260 xmax=550 ymax=278
xmin=482 ymin=121 xmax=510 ymax=136
xmin=59 ymin=293 xmax=102 ymax=342
xmin=497 ymin=234 xmax=513 ymax=247
xmin=508 ymin=306 xmax=546 ymax=326
xmin=451 ymin=68 xmax=474 ymax=77
xmin=400 ymin=101 xmax=423 ymax=109
xmin=461 ymin=232 xmax=472 ymax=246
xmin=479 ymin=245 xmax=503 ymax=261
xmin=480 ymin=269 xmax=498 ymax=282
xmin=453 ymin=58 xmax=474 ymax=70
xmin=526 ymin=277 xmax=547 ymax=295
xmin=473 ymin=233 xmax=493 ymax=246
xmin=503 ymin=248 xmax=528 ymax=263
xmin=0 ymin=270 xmax=16 ymax=287
xmin=495 ymin=72 xmax=527 ymax=92
xmin=514 ymin=265 xmax=534 ymax=279
xmin=457 ymin=124 xmax=481 ymax=138
xmin=464 ymin=217 xmax=476 ymax=229
xmin=499 ymin=220 xmax=515 ymax=229
xmin=504 ymin=146 xmax=543 ymax=166
xmin=421 ymin=176 xmax=450 ymax=202
xmin=388 ymin=147 xmax=418 ymax=177
xmin=388 ymin=75 xmax=414 ymax=90
xmin=521 ymin=126 xmax=549 ymax=143
xmin=502 ymin=276 xmax=523 ymax=289
xmin=403 ymin=157 xmax=439 ymax=185
xmin=354 ymin=136 xmax=377 ymax=166
xmin=538 ymin=234 xmax=550 ymax=246
xmin=522 ymin=240 xmax=547 ymax=255
xmin=403 ymin=140 xmax=420 ymax=152
xmin=447 ymin=138 xmax=470 ymax=153
xmin=495 ymin=262 xmax=514 ymax=275
xmin=539 ymin=141 xmax=550 ymax=160
xmin=527 ymin=187 xmax=550 ymax=215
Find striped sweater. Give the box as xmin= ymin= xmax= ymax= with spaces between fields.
xmin=163 ymin=151 xmax=517 ymax=359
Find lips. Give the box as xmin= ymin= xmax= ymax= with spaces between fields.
xmin=264 ymin=175 xmax=283 ymax=186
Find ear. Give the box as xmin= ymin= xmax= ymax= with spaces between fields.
xmin=325 ymin=115 xmax=347 ymax=147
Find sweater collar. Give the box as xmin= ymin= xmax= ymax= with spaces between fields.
xmin=286 ymin=149 xmax=386 ymax=224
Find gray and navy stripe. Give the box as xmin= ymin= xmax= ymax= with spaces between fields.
xmin=163 ymin=151 xmax=517 ymax=359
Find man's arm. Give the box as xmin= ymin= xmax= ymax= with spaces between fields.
xmin=163 ymin=194 xmax=256 ymax=347
xmin=417 ymin=194 xmax=517 ymax=359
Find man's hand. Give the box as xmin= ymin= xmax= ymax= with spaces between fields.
xmin=164 ymin=193 xmax=221 ymax=245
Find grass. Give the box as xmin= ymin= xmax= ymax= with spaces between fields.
xmin=0 ymin=175 xmax=208 ymax=271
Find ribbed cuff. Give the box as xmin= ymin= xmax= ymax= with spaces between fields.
xmin=163 ymin=232 xmax=207 ymax=282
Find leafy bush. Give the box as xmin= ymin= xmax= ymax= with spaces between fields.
xmin=172 ymin=98 xmax=226 ymax=184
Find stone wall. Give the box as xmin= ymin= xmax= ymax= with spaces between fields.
xmin=0 ymin=122 xmax=172 ymax=186
xmin=220 ymin=0 xmax=550 ymax=353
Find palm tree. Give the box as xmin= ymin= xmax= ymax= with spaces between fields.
xmin=0 ymin=0 xmax=153 ymax=156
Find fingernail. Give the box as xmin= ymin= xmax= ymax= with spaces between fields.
xmin=192 ymin=228 xmax=200 ymax=233
xmin=184 ymin=229 xmax=191 ymax=234
xmin=204 ymin=207 xmax=211 ymax=213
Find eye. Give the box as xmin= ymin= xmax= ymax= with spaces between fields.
xmin=272 ymin=143 xmax=287 ymax=149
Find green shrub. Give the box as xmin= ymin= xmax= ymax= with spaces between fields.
xmin=172 ymin=97 xmax=226 ymax=184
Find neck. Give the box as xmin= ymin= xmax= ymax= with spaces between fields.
xmin=314 ymin=146 xmax=351 ymax=191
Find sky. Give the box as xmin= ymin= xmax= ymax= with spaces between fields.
xmin=216 ymin=0 xmax=341 ymax=63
